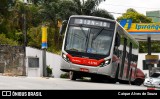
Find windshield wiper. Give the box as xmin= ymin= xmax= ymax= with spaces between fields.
xmin=79 ymin=26 xmax=89 ymax=50
xmin=92 ymin=28 xmax=104 ymax=40
xmin=80 ymin=25 xmax=87 ymax=38
xmin=90 ymin=28 xmax=104 ymax=48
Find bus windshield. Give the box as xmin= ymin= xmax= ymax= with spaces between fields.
xmin=65 ymin=26 xmax=114 ymax=55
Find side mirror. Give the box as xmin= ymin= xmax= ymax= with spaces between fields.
xmin=59 ymin=20 xmax=67 ymax=35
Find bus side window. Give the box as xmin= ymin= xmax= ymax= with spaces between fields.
xmin=115 ymin=33 xmax=120 ymax=47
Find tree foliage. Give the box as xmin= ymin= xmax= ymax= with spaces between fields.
xmin=91 ymin=9 xmax=114 ymax=19
xmin=117 ymin=8 xmax=160 ymax=53
xmin=0 ymin=34 xmax=18 ymax=45
xmin=117 ymin=8 xmax=152 ymax=23
xmin=37 ymin=0 xmax=113 ymax=52
xmin=0 ymin=0 xmax=114 ymax=54
xmin=139 ymin=41 xmax=160 ymax=53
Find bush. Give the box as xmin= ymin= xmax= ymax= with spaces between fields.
xmin=60 ymin=73 xmax=69 ymax=79
xmin=46 ymin=66 xmax=52 ymax=77
xmin=0 ymin=34 xmax=18 ymax=45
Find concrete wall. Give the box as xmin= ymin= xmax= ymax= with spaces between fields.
xmin=26 ymin=47 xmax=42 ymax=77
xmin=0 ymin=45 xmax=24 ymax=75
xmin=46 ymin=51 xmax=62 ymax=78
xmin=1 ymin=45 xmax=157 ymax=78
xmin=26 ymin=47 xmax=63 ymax=78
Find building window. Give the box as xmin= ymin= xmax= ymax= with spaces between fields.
xmin=143 ymin=60 xmax=154 ymax=70
xmin=157 ymin=60 xmax=160 ymax=67
xmin=28 ymin=57 xmax=39 ymax=68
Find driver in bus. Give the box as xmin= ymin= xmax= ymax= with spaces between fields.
xmin=98 ymin=40 xmax=110 ymax=55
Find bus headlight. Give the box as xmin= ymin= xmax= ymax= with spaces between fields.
xmin=62 ymin=53 xmax=67 ymax=59
xmin=105 ymin=60 xmax=110 ymax=64
xmin=100 ymin=59 xmax=111 ymax=67
xmin=62 ymin=53 xmax=70 ymax=62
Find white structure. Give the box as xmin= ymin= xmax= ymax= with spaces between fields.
xmin=26 ymin=47 xmax=64 ymax=78
xmin=138 ymin=53 xmax=160 ymax=77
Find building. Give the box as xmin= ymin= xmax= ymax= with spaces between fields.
xmin=146 ymin=10 xmax=160 ymax=22
xmin=138 ymin=53 xmax=160 ymax=77
xmin=26 ymin=47 xmax=63 ymax=78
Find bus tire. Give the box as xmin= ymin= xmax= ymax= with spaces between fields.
xmin=115 ymin=65 xmax=119 ymax=79
xmin=91 ymin=76 xmax=100 ymax=82
xmin=111 ymin=65 xmax=119 ymax=83
xmin=69 ymin=71 xmax=77 ymax=80
xmin=132 ymin=78 xmax=144 ymax=86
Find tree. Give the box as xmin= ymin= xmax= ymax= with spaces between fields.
xmin=0 ymin=0 xmax=10 ymax=33
xmin=38 ymin=0 xmax=62 ymax=50
xmin=0 ymin=0 xmax=18 ymax=43
xmin=117 ymin=8 xmax=152 ymax=23
xmin=0 ymin=34 xmax=18 ymax=45
xmin=7 ymin=1 xmax=28 ymax=45
xmin=73 ymin=0 xmax=106 ymax=15
xmin=0 ymin=0 xmax=14 ymax=16
xmin=58 ymin=0 xmax=114 ymax=20
xmin=27 ymin=26 xmax=42 ymax=48
xmin=91 ymin=9 xmax=114 ymax=19
xmin=117 ymin=8 xmax=160 ymax=53
xmin=71 ymin=0 xmax=114 ymax=19
xmin=39 ymin=0 xmax=113 ymax=50
xmin=0 ymin=0 xmax=15 ymax=26
xmin=0 ymin=0 xmax=114 ymax=53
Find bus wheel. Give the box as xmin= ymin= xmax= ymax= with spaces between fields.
xmin=91 ymin=77 xmax=98 ymax=82
xmin=91 ymin=76 xmax=101 ymax=82
xmin=111 ymin=65 xmax=119 ymax=83
xmin=109 ymin=79 xmax=117 ymax=84
xmin=69 ymin=71 xmax=77 ymax=80
xmin=132 ymin=78 xmax=144 ymax=86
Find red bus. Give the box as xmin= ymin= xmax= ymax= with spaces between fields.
xmin=59 ymin=15 xmax=145 ymax=85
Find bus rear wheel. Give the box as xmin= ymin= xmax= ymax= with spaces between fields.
xmin=69 ymin=71 xmax=77 ymax=80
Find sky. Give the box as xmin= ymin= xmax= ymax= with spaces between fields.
xmin=98 ymin=0 xmax=160 ymax=19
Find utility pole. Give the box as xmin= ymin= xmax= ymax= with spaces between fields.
xmin=42 ymin=48 xmax=47 ymax=77
xmin=22 ymin=3 xmax=27 ymax=76
xmin=147 ymin=37 xmax=152 ymax=76
xmin=42 ymin=26 xmax=48 ymax=77
xmin=147 ymin=37 xmax=151 ymax=55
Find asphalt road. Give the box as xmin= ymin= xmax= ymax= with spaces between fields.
xmin=0 ymin=76 xmax=147 ymax=90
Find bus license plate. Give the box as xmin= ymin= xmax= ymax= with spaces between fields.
xmin=80 ymin=68 xmax=89 ymax=72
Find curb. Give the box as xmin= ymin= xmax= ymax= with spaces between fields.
xmin=147 ymin=87 xmax=160 ymax=90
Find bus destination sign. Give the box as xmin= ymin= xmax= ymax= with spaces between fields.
xmin=74 ymin=19 xmax=110 ymax=28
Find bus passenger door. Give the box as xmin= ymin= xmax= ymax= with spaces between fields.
xmin=126 ymin=43 xmax=132 ymax=79
xmin=120 ymin=38 xmax=127 ymax=78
